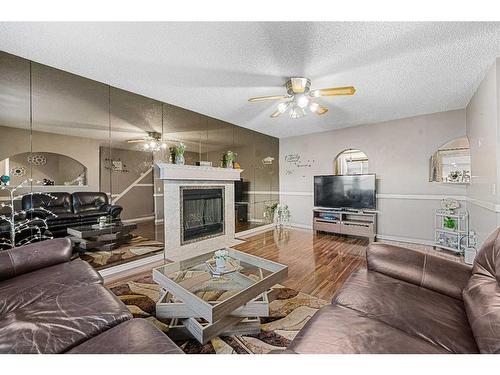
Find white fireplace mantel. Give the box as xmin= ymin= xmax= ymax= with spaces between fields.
xmin=155 ymin=162 xmax=244 ymax=261
xmin=156 ymin=163 xmax=243 ymax=181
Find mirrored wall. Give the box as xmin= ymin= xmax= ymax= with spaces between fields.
xmin=0 ymin=51 xmax=279 ymax=268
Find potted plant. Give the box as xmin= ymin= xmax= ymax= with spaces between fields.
xmin=169 ymin=143 xmax=186 ymax=165
xmin=273 ymin=203 xmax=291 ymax=228
xmin=214 ymin=249 xmax=229 ymax=270
xmin=264 ymin=202 xmax=291 ymax=228
xmin=222 ymin=151 xmax=237 ymax=168
xmin=264 ymin=202 xmax=278 ymax=224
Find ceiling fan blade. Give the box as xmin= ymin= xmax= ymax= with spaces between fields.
xmin=127 ymin=139 xmax=146 ymax=143
xmin=270 ymin=109 xmax=283 ymax=118
xmin=315 ymin=104 xmax=329 ymax=115
xmin=311 ymin=86 xmax=356 ymax=97
xmin=248 ymin=95 xmax=288 ymax=102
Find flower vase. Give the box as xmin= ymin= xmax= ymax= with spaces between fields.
xmin=215 ymin=257 xmax=226 ymax=270
xmin=175 ymin=155 xmax=185 ymax=165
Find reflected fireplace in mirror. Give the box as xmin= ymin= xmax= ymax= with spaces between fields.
xmin=180 ymin=186 xmax=225 ymax=245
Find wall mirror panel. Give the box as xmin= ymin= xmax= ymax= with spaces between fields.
xmin=0 ymin=50 xmax=279 ymax=259
xmin=334 ymin=149 xmax=369 ymax=175
xmin=429 ymin=137 xmax=471 ymax=184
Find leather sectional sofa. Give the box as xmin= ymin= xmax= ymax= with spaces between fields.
xmin=283 ymin=228 xmax=500 ymax=354
xmin=0 ymin=238 xmax=182 ymax=354
xmin=21 ymin=191 xmax=123 ymax=237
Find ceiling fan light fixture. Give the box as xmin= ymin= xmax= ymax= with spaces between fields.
xmin=289 ymin=105 xmax=305 ymax=119
xmin=295 ymin=95 xmax=310 ymax=108
xmin=277 ymin=102 xmax=289 ymax=113
xmin=309 ymin=102 xmax=320 ymax=113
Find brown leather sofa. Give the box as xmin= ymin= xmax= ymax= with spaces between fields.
xmin=0 ymin=238 xmax=182 ymax=354
xmin=284 ymin=228 xmax=500 ymax=354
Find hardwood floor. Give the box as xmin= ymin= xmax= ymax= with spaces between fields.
xmin=234 ymin=228 xmax=368 ymax=301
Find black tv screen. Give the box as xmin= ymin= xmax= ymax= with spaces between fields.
xmin=314 ymin=174 xmax=376 ymax=210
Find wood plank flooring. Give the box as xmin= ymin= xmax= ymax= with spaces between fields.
xmin=234 ymin=228 xmax=368 ymax=301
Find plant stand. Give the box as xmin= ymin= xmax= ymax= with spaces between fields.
xmin=434 ymin=209 xmax=469 ymax=253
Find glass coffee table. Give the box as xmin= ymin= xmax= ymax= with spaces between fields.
xmin=153 ymin=248 xmax=288 ymax=344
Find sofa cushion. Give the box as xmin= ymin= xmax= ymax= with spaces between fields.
xmin=463 ymin=227 xmax=500 ymax=353
xmin=72 ymin=192 xmax=108 ymax=214
xmin=46 ymin=213 xmax=80 ymax=224
xmin=77 ymin=210 xmax=107 ymax=219
xmin=67 ymin=319 xmax=183 ymax=354
xmin=22 ymin=192 xmax=73 ymax=215
xmin=288 ymin=304 xmax=448 ymax=354
xmin=0 ymin=259 xmax=102 ymax=315
xmin=333 ymin=269 xmax=478 ymax=353
xmin=0 ymin=284 xmax=132 ymax=354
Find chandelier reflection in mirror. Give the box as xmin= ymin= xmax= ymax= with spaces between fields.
xmin=127 ymin=131 xmax=168 ymax=152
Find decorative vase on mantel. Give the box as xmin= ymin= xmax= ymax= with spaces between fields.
xmin=169 ymin=143 xmax=186 ymax=165
xmin=222 ymin=151 xmax=237 ymax=169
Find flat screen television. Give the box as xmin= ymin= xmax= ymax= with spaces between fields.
xmin=314 ymin=174 xmax=376 ymax=210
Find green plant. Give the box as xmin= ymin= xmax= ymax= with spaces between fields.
xmin=176 ymin=143 xmax=186 ymax=156
xmin=443 ymin=217 xmax=456 ymax=230
xmin=222 ymin=151 xmax=237 ymax=168
xmin=264 ymin=202 xmax=279 ymax=223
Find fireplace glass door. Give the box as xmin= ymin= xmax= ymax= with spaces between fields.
xmin=181 ymin=187 xmax=224 ymax=244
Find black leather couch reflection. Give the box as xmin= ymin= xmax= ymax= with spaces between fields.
xmin=21 ymin=191 xmax=123 ymax=237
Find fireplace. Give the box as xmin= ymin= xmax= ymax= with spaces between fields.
xmin=180 ymin=186 xmax=225 ymax=244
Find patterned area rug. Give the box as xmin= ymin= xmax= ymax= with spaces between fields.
xmin=108 ymin=272 xmax=328 ymax=354
xmin=79 ymin=236 xmax=163 ymax=270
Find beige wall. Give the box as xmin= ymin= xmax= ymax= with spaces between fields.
xmin=465 ymin=58 xmax=500 ymax=246
xmin=280 ymin=109 xmax=467 ymax=244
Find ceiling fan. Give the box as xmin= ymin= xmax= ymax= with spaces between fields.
xmin=127 ymin=131 xmax=167 ymax=151
xmin=248 ymin=77 xmax=356 ymax=119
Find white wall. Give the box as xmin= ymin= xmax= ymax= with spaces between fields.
xmin=465 ymin=58 xmax=500 ymax=246
xmin=280 ymin=109 xmax=467 ymax=244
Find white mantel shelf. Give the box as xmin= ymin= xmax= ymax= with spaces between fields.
xmin=156 ymin=163 xmax=243 ymax=181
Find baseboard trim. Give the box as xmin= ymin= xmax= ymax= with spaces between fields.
xmin=291 ymin=223 xmax=313 ymax=230
xmin=290 ymin=223 xmax=435 ymax=247
xmin=236 ymin=223 xmax=274 ymax=238
xmin=99 ymin=253 xmax=165 ymax=279
xmin=122 ymin=216 xmax=155 ymax=224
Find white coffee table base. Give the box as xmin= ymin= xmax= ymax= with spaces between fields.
xmin=156 ymin=290 xmax=268 ymax=344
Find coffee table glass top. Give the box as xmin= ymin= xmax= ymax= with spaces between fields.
xmin=153 ymin=248 xmax=288 ymax=322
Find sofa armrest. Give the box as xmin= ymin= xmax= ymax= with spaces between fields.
xmin=0 ymin=238 xmax=72 ymax=282
xmin=102 ymin=204 xmax=123 ymax=218
xmin=367 ymin=242 xmax=472 ymax=300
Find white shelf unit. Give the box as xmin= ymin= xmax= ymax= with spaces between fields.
xmin=434 ymin=210 xmax=469 ymax=253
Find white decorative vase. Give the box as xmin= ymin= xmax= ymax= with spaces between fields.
xmin=175 ymin=155 xmax=185 ymax=165
xmin=215 ymin=257 xmax=227 ymax=270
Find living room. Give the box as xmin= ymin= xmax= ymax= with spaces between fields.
xmin=1 ymin=1 xmax=500 ymax=373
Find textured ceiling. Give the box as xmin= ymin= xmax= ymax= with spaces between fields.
xmin=1 ymin=22 xmax=500 ymax=138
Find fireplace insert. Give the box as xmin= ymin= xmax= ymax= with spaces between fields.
xmin=180 ymin=187 xmax=224 ymax=244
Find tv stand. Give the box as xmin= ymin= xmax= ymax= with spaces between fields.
xmin=313 ymin=208 xmax=377 ymax=242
